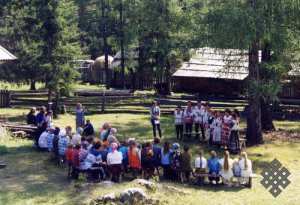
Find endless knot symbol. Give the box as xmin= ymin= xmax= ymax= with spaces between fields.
xmin=260 ymin=158 xmax=291 ymax=197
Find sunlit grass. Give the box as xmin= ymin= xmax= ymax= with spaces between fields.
xmin=0 ymin=108 xmax=299 ymax=204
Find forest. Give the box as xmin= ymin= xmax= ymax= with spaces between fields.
xmin=0 ymin=0 xmax=300 ymax=146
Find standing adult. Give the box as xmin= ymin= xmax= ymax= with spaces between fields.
xmin=193 ymin=100 xmax=205 ymax=140
xmin=184 ymin=101 xmax=194 ymax=140
xmin=221 ymin=109 xmax=232 ymax=149
xmin=27 ymin=107 xmax=36 ymax=125
xmin=228 ymin=113 xmax=240 ymax=154
xmin=161 ymin=140 xmax=172 ymax=180
xmin=150 ymin=100 xmax=162 ymax=138
xmin=35 ymin=106 xmax=47 ymax=126
xmin=174 ymin=105 xmax=184 ymax=139
xmin=75 ymin=103 xmax=85 ymax=129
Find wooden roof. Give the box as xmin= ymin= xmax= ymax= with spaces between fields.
xmin=173 ymin=47 xmax=256 ymax=80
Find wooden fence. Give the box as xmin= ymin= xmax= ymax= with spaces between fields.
xmin=0 ymin=90 xmax=10 ymax=108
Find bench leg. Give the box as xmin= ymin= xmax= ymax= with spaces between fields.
xmin=248 ymin=177 xmax=252 ymax=188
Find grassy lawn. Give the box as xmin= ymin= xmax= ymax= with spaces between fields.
xmin=0 ymin=108 xmax=300 ymax=205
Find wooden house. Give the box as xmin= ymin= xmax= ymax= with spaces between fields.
xmin=172 ymin=47 xmax=251 ymax=96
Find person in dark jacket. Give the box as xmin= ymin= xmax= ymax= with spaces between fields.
xmin=35 ymin=106 xmax=47 ymax=126
xmin=83 ymin=119 xmax=94 ymax=136
xmin=27 ymin=107 xmax=36 ymax=125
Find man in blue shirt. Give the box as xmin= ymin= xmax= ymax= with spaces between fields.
xmin=118 ymin=141 xmax=128 ymax=169
xmin=208 ymin=150 xmax=220 ymax=184
xmin=35 ymin=106 xmax=47 ymax=126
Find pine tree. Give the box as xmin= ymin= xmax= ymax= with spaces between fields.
xmin=205 ymin=0 xmax=300 ymax=146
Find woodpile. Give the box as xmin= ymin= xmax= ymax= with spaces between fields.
xmin=1 ymin=122 xmax=37 ymax=133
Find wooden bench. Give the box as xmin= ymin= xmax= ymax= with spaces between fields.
xmin=194 ymin=173 xmax=258 ymax=188
xmin=182 ymin=132 xmax=209 ymax=143
xmin=11 ymin=131 xmax=27 ymax=138
xmin=239 ymin=138 xmax=247 ymax=149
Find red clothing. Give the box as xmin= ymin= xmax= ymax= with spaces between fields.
xmin=128 ymin=148 xmax=140 ymax=168
xmin=66 ymin=148 xmax=73 ymax=161
xmin=71 ymin=149 xmax=80 ymax=167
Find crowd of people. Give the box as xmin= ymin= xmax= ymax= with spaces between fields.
xmin=25 ymin=101 xmax=252 ymax=187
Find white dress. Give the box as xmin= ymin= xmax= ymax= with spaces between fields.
xmin=219 ymin=158 xmax=234 ymax=180
xmin=213 ymin=117 xmax=222 ymax=142
xmin=239 ymin=158 xmax=252 ymax=183
xmin=174 ymin=110 xmax=184 ymax=125
xmin=193 ymin=106 xmax=205 ymax=123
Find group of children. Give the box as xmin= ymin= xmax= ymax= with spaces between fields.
xmin=174 ymin=100 xmax=241 ymax=154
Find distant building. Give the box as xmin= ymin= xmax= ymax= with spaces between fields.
xmin=172 ymin=47 xmax=252 ymax=96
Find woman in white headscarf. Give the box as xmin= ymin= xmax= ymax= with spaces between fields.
xmin=107 ymin=128 xmax=119 ymax=145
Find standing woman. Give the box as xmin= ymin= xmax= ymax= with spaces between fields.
xmin=228 ymin=113 xmax=240 ymax=154
xmin=184 ymin=101 xmax=194 ymax=140
xmin=150 ymin=100 xmax=162 ymax=138
xmin=161 ymin=141 xmax=172 ymax=180
xmin=174 ymin=105 xmax=184 ymax=139
xmin=221 ymin=109 xmax=232 ymax=149
xmin=213 ymin=111 xmax=222 ymax=145
xmin=193 ymin=100 xmax=205 ymax=140
xmin=75 ymin=103 xmax=85 ymax=129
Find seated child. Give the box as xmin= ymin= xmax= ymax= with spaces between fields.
xmin=58 ymin=130 xmax=69 ymax=161
xmin=87 ymin=137 xmax=94 ymax=153
xmin=179 ymin=145 xmax=193 ymax=183
xmin=107 ymin=143 xmax=123 ymax=182
xmin=233 ymin=158 xmax=241 ymax=177
xmin=207 ymin=151 xmax=220 ymax=184
xmin=118 ymin=141 xmax=129 ymax=170
xmin=52 ymin=127 xmax=60 ymax=161
xmin=66 ymin=143 xmax=73 ymax=177
xmin=239 ymin=152 xmax=253 ymax=184
xmin=100 ymin=141 xmax=109 ymax=162
xmin=71 ymin=143 xmax=81 ymax=179
xmin=46 ymin=127 xmax=55 ymax=152
xmin=194 ymin=149 xmax=207 ymax=185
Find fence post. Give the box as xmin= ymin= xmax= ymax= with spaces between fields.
xmin=101 ymin=90 xmax=106 ymax=114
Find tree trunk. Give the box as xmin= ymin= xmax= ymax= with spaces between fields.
xmin=137 ymin=47 xmax=145 ymax=90
xmin=102 ymin=0 xmax=110 ymax=90
xmin=47 ymin=88 xmax=53 ymax=111
xmin=260 ymin=98 xmax=275 ymax=130
xmin=246 ymin=37 xmax=264 ymax=146
xmin=119 ymin=0 xmax=126 ymax=90
xmin=30 ymin=81 xmax=36 ymax=91
xmin=260 ymin=42 xmax=275 ymax=130
xmin=165 ymin=59 xmax=172 ymax=95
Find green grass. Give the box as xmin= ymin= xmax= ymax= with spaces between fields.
xmin=0 ymin=108 xmax=300 ymax=205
